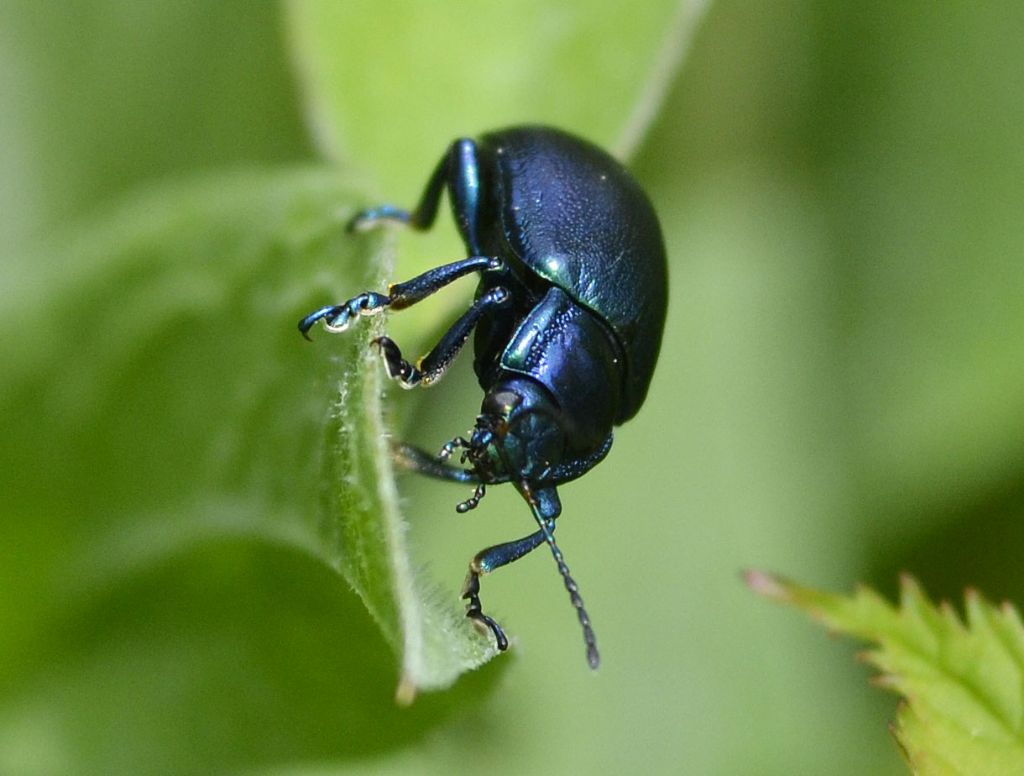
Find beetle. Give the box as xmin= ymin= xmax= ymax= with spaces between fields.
xmin=299 ymin=126 xmax=667 ymax=668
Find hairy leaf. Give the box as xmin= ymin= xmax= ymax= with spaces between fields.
xmin=0 ymin=168 xmax=493 ymax=736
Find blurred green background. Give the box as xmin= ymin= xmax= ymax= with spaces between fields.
xmin=3 ymin=1 xmax=1024 ymax=774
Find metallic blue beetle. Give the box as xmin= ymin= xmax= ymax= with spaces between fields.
xmin=300 ymin=126 xmax=667 ymax=668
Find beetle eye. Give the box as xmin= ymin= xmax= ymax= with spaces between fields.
xmin=484 ymin=389 xmax=519 ymax=417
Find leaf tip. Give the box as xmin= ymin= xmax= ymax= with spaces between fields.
xmin=744 ymin=569 xmax=792 ymax=602
xmin=395 ymin=673 xmax=418 ymax=707
xmin=898 ymin=571 xmax=922 ymax=596
xmin=853 ymin=648 xmax=877 ymax=665
xmin=869 ymin=672 xmax=900 ymax=690
xmin=888 ymin=707 xmax=914 ymax=764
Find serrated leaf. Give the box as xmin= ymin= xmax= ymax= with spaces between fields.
xmin=0 ymin=166 xmax=494 ymax=721
xmin=748 ymin=571 xmax=1024 ymax=775
xmin=285 ymin=0 xmax=709 ymax=196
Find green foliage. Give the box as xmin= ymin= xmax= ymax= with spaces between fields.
xmin=749 ymin=572 xmax=1024 ymax=775
xmin=286 ymin=0 xmax=694 ymax=192
xmin=0 ymin=170 xmax=351 ymax=766
xmin=0 ymin=3 xmax=709 ymax=771
xmin=3 ymin=1 xmax=1024 ymax=774
xmin=0 ymin=1 xmax=311 ymax=246
xmin=0 ymin=168 xmax=502 ymax=772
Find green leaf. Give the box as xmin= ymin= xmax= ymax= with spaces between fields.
xmin=0 ymin=167 xmax=493 ymax=731
xmin=0 ymin=2 xmax=311 ymax=248
xmin=748 ymin=571 xmax=1024 ymax=775
xmin=814 ymin=5 xmax=1024 ymax=527
xmin=285 ymin=0 xmax=709 ymax=196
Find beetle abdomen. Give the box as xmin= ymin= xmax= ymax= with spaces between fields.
xmin=482 ymin=126 xmax=668 ymax=421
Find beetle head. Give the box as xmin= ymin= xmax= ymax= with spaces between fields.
xmin=470 ymin=377 xmax=565 ymax=484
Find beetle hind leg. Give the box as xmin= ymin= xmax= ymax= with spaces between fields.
xmin=347 ymin=147 xmax=448 ymax=232
xmin=348 ymin=138 xmax=485 ymax=255
xmin=347 ymin=204 xmax=414 ymax=232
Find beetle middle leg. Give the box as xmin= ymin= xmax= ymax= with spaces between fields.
xmin=373 ymin=286 xmax=510 ymax=388
xmin=299 ymin=255 xmax=502 ymax=339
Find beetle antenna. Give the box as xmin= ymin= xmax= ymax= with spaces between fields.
xmin=456 ymin=482 xmax=486 ymax=513
xmin=438 ymin=435 xmax=470 ymax=461
xmin=521 ymin=482 xmax=600 ymax=669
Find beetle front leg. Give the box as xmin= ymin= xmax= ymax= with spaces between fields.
xmin=462 ymin=524 xmax=553 ymax=651
xmin=372 ymin=286 xmax=510 ymax=388
xmin=391 ymin=441 xmax=485 ymax=484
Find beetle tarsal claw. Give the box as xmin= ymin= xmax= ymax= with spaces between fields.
xmin=462 ymin=570 xmax=508 ymax=651
xmin=323 ymin=312 xmax=351 ymax=333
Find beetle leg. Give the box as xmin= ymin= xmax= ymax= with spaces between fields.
xmin=349 ymin=138 xmax=486 ymax=255
xmin=391 ymin=441 xmax=485 ymax=483
xmin=346 ymin=204 xmax=413 ymax=231
xmin=371 ymin=286 xmax=510 ymax=388
xmin=299 ymin=255 xmax=502 ymax=339
xmin=445 ymin=139 xmax=486 ymax=255
xmin=348 ymin=144 xmax=448 ymax=232
xmin=462 ymin=522 xmax=553 ymax=651
xmin=387 ymin=256 xmax=503 ymax=311
xmin=297 ymin=292 xmax=390 ymax=340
